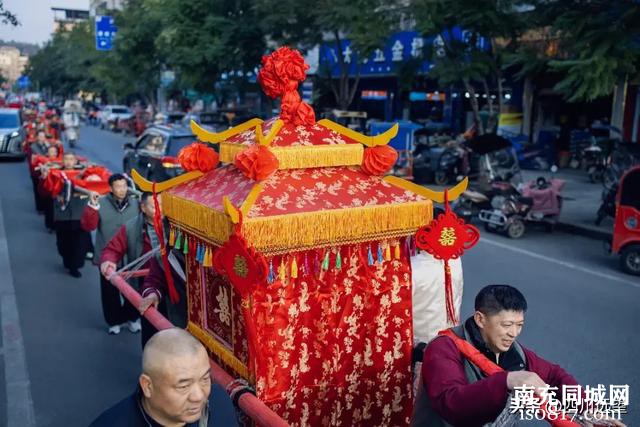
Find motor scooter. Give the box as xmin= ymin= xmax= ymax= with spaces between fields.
xmin=479 ymin=167 xmax=565 ymax=238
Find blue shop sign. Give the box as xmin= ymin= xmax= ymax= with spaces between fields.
xmin=320 ymin=30 xmax=488 ymax=77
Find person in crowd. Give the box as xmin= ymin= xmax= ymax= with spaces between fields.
xmin=100 ymin=192 xmax=165 ymax=343
xmin=40 ymin=152 xmax=92 ymax=278
xmin=138 ymin=247 xmax=188 ymax=329
xmin=413 ymin=284 xmax=626 ymax=427
xmin=29 ymin=130 xmax=51 ymax=213
xmin=81 ymin=173 xmax=140 ymax=335
xmin=39 ymin=144 xmax=61 ymax=232
xmin=89 ymin=328 xmax=238 ymax=426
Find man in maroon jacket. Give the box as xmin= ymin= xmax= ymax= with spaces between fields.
xmin=100 ymin=192 xmax=164 ymax=344
xmin=414 ymin=285 xmax=625 ymax=427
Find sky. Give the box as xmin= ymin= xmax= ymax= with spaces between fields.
xmin=0 ymin=0 xmax=90 ymax=45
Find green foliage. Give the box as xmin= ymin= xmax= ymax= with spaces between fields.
xmin=0 ymin=1 xmax=18 ymax=26
xmin=545 ymin=0 xmax=640 ymax=102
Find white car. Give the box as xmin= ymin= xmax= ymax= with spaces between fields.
xmin=98 ymin=105 xmax=132 ymax=130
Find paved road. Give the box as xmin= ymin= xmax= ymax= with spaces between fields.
xmin=0 ymin=125 xmax=637 ymax=425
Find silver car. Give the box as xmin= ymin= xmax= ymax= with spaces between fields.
xmin=0 ymin=108 xmax=25 ymax=160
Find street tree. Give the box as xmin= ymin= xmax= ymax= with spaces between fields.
xmin=255 ymin=0 xmax=400 ymax=110
xmin=154 ymin=0 xmax=265 ymax=103
xmin=412 ymin=0 xmax=532 ymax=134
xmin=0 ymin=1 xmax=18 ymax=26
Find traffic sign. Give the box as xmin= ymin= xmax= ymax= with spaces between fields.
xmin=17 ymin=75 xmax=30 ymax=89
xmin=95 ymin=15 xmax=117 ymax=51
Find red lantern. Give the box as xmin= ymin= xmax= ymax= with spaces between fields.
xmin=415 ymin=189 xmax=480 ymax=324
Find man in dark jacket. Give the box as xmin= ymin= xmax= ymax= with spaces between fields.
xmin=81 ymin=173 xmax=140 ymax=335
xmin=44 ymin=152 xmax=92 ymax=278
xmin=414 ymin=285 xmax=626 ymax=427
xmin=90 ymin=328 xmax=238 ymax=426
xmin=100 ymin=192 xmax=165 ymax=344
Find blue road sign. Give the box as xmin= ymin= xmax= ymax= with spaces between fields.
xmin=95 ymin=15 xmax=117 ymax=51
xmin=17 ymin=75 xmax=30 ymax=89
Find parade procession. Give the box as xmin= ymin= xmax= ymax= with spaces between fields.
xmin=1 ymin=0 xmax=639 ymax=426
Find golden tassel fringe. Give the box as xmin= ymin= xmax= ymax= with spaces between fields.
xmin=219 ymin=143 xmax=364 ymax=169
xmin=164 ymin=191 xmax=432 ymax=254
xmin=187 ymin=322 xmax=250 ymax=380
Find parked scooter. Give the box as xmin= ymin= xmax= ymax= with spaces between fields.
xmin=479 ymin=167 xmax=565 ymax=238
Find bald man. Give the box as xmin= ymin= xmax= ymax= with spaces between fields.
xmin=90 ymin=329 xmax=238 ymax=426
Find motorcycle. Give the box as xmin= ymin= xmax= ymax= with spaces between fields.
xmin=479 ymin=167 xmax=565 ymax=239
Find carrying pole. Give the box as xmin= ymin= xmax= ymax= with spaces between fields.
xmin=107 ymin=272 xmax=289 ymax=427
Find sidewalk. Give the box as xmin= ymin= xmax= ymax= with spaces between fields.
xmin=519 ymin=168 xmax=613 ymax=240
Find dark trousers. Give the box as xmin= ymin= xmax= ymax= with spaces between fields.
xmin=43 ymin=197 xmax=54 ymax=231
xmin=100 ymin=274 xmax=139 ymax=327
xmin=31 ymin=175 xmax=44 ymax=212
xmin=55 ymin=220 xmax=91 ymax=271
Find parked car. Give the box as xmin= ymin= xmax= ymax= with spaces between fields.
xmin=123 ymin=125 xmax=199 ymax=182
xmin=153 ymin=111 xmax=186 ymax=126
xmin=182 ymin=111 xmax=229 ymax=131
xmin=99 ymin=105 xmax=133 ymax=130
xmin=0 ymin=108 xmax=25 ymax=160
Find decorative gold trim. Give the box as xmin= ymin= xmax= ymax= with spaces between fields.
xmin=191 ymin=118 xmax=263 ymax=144
xmin=223 ymin=196 xmax=240 ymax=225
xmin=163 ymin=195 xmax=432 ymax=253
xmin=383 ymin=176 xmax=468 ymax=202
xmin=187 ymin=321 xmax=250 ymax=380
xmin=318 ymin=119 xmax=399 ymax=147
xmin=131 ymin=169 xmax=203 ymax=193
xmin=219 ymin=143 xmax=364 ymax=169
xmin=257 ymin=119 xmax=284 ymax=146
xmin=240 ymin=184 xmax=262 ymax=216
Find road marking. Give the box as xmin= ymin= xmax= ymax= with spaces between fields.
xmin=0 ymin=198 xmax=36 ymax=426
xmin=480 ymin=236 xmax=640 ymax=289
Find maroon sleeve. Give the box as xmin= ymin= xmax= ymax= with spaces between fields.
xmin=80 ymin=206 xmax=100 ymax=231
xmin=422 ymin=336 xmax=509 ymax=426
xmin=524 ymin=347 xmax=579 ymax=389
xmin=100 ymin=225 xmax=128 ymax=265
xmin=140 ymin=257 xmax=166 ymax=299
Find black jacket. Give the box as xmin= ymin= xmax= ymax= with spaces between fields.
xmin=89 ymin=384 xmax=239 ymax=427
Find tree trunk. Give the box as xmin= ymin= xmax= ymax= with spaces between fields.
xmin=332 ymin=30 xmax=356 ymax=110
xmin=464 ymin=78 xmax=483 ymax=135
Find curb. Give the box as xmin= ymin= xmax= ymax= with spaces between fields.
xmin=557 ymin=221 xmax=612 ymax=241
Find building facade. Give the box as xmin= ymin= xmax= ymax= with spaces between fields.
xmin=0 ymin=46 xmax=28 ymax=84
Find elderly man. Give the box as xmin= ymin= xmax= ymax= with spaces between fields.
xmin=100 ymin=192 xmax=166 ymax=342
xmin=81 ymin=173 xmax=140 ymax=335
xmin=414 ymin=285 xmax=626 ymax=427
xmin=42 ymin=152 xmax=92 ymax=278
xmin=90 ymin=328 xmax=238 ymax=426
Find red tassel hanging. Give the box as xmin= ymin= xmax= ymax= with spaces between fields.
xmin=152 ymin=182 xmax=180 ymax=304
xmin=443 ymin=260 xmax=457 ymax=325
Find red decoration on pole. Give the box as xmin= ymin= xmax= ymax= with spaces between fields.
xmin=415 ymin=189 xmax=480 ymax=325
xmin=257 ymin=47 xmax=315 ymax=126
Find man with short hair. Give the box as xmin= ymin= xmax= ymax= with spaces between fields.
xmin=414 ymin=285 xmax=625 ymax=427
xmin=29 ymin=130 xmax=51 ymax=213
xmin=89 ymin=328 xmax=238 ymax=426
xmin=100 ymin=192 xmax=165 ymax=342
xmin=43 ymin=152 xmax=92 ymax=278
xmin=81 ymin=173 xmax=140 ymax=335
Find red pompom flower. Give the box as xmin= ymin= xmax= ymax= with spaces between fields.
xmin=234 ymin=145 xmax=279 ymax=181
xmin=361 ymin=145 xmax=398 ymax=175
xmin=178 ymin=143 xmax=219 ymax=173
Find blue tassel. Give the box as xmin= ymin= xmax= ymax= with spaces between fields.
xmin=367 ymin=246 xmax=374 ymax=265
xmin=377 ymin=244 xmax=384 ymax=263
xmin=197 ymin=244 xmax=203 ymax=264
xmin=268 ymin=259 xmax=275 ymax=284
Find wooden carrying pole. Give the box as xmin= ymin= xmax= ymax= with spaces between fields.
xmin=107 ymin=272 xmax=290 ymax=427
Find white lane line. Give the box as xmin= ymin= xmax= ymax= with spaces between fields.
xmin=479 ymin=236 xmax=640 ymax=289
xmin=0 ymin=197 xmax=36 ymax=426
